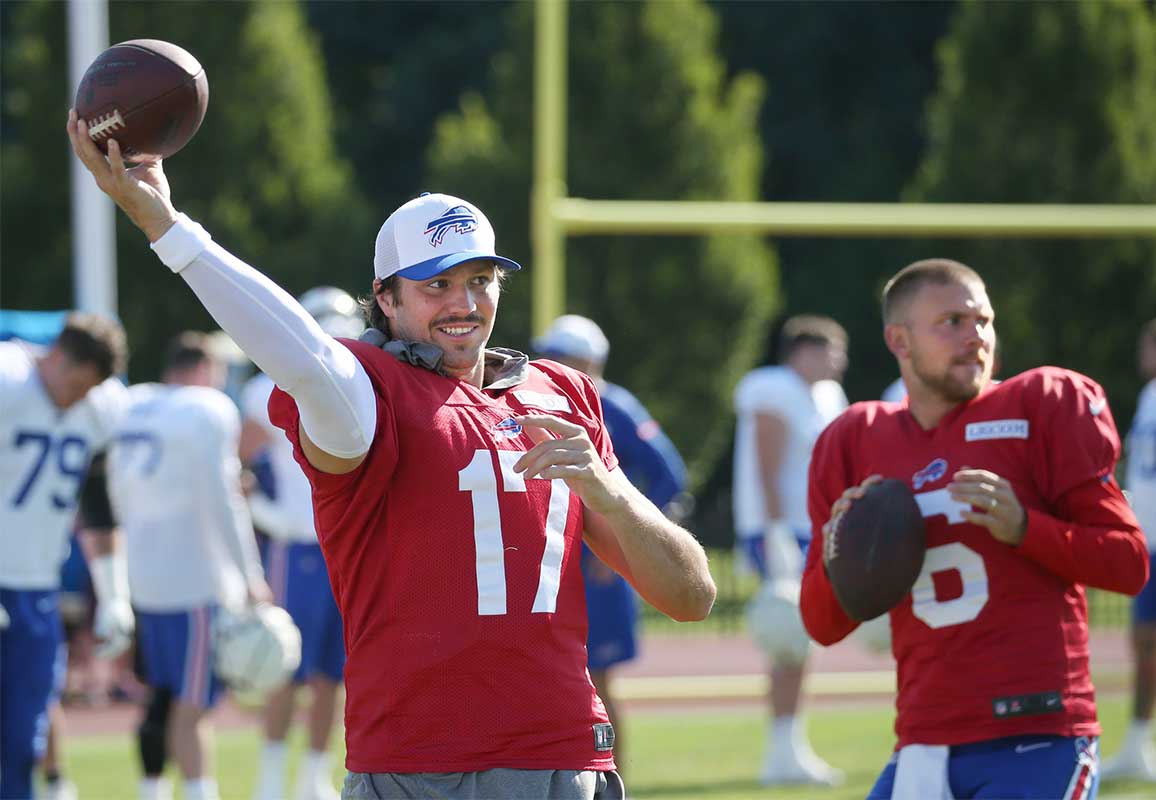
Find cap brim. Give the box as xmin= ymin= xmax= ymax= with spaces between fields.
xmin=395 ymin=251 xmax=522 ymax=280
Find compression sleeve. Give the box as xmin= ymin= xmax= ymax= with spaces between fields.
xmin=78 ymin=451 xmax=117 ymax=529
xmin=151 ymin=215 xmax=376 ymax=458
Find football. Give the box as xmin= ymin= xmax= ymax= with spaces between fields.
xmin=823 ymin=478 xmax=926 ymax=621
xmin=74 ymin=39 xmax=209 ymax=162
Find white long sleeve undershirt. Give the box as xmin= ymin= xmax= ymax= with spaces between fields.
xmin=151 ymin=215 xmax=377 ymax=458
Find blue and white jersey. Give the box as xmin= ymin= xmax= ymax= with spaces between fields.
xmin=240 ymin=372 xmax=319 ymax=543
xmin=0 ymin=341 xmax=127 ymax=590
xmin=732 ymin=365 xmax=847 ymax=536
xmin=599 ymin=381 xmax=686 ymax=509
xmin=108 ymin=382 xmax=261 ymax=611
xmin=1127 ymin=379 xmax=1156 ymax=553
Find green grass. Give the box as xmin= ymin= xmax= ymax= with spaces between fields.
xmin=58 ymin=696 xmax=1155 ymax=799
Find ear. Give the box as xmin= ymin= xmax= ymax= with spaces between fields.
xmin=884 ymin=323 xmax=909 ymax=360
xmin=374 ymin=279 xmax=397 ymax=320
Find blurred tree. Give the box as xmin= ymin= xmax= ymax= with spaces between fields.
xmin=909 ymin=0 xmax=1156 ymax=426
xmin=428 ymin=0 xmax=778 ymax=501
xmin=302 ymin=0 xmax=511 ymax=215
xmin=710 ymin=0 xmax=956 ymax=403
xmin=1 ymin=0 xmax=373 ymax=381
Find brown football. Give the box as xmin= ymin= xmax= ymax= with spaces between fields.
xmin=823 ymin=478 xmax=926 ymax=621
xmin=74 ymin=39 xmax=208 ymax=162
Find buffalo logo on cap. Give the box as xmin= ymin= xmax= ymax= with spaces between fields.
xmin=424 ymin=205 xmax=479 ymax=247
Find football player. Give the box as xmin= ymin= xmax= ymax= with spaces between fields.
xmin=69 ymin=114 xmax=714 ymax=800
xmin=732 ymin=314 xmax=849 ymax=786
xmin=801 ymin=259 xmax=1148 ymax=799
xmin=107 ymin=332 xmax=270 ymax=800
xmin=0 ymin=313 xmax=132 ymax=800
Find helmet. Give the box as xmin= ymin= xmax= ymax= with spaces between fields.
xmin=297 ymin=286 xmax=365 ymax=339
xmin=744 ymin=579 xmax=812 ymax=663
xmin=214 ymin=604 xmax=302 ymax=695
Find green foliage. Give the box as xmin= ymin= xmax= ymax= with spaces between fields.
xmin=427 ymin=0 xmax=779 ymax=488
xmin=909 ymin=0 xmax=1156 ymax=424
xmin=1 ymin=0 xmax=373 ymax=381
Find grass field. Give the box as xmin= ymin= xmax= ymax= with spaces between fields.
xmin=59 ymin=695 xmax=1154 ymax=799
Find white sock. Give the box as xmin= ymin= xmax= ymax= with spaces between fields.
xmin=1123 ymin=718 xmax=1155 ymax=752
xmin=184 ymin=778 xmax=220 ymax=800
xmin=302 ymin=750 xmax=331 ymax=784
xmin=771 ymin=715 xmax=800 ymax=750
xmin=255 ymin=741 xmax=289 ymax=799
xmin=139 ymin=777 xmax=172 ymax=800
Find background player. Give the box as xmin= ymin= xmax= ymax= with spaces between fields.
xmin=532 ymin=314 xmax=691 ymax=776
xmin=243 ymin=287 xmax=363 ymax=800
xmin=0 ymin=313 xmax=132 ymax=800
xmin=1101 ymin=318 xmax=1156 ymax=782
xmin=731 ymin=314 xmax=848 ymax=786
xmin=69 ymin=115 xmax=714 ymax=800
xmin=107 ymin=332 xmax=270 ymax=800
xmin=801 ymin=259 xmax=1148 ymax=798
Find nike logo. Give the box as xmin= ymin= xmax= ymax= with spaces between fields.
xmin=1014 ymin=742 xmax=1053 ymax=754
xmin=1089 ymin=397 xmax=1106 ymax=417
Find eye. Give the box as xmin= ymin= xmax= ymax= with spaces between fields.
xmin=471 ymin=274 xmax=493 ymax=287
xmin=425 ymin=278 xmax=448 ymax=290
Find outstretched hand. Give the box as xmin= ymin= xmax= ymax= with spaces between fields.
xmin=66 ymin=109 xmax=179 ymax=242
xmin=514 ymin=414 xmax=621 ymax=514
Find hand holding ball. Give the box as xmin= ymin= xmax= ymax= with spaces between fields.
xmin=75 ymin=39 xmax=208 ymax=162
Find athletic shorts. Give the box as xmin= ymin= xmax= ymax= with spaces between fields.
xmin=0 ymin=588 xmax=67 ymax=800
xmin=737 ymin=529 xmax=811 ymax=582
xmin=136 ymin=606 xmax=224 ymax=709
xmin=266 ymin=540 xmax=345 ymax=683
xmin=1132 ymin=552 xmax=1156 ymax=624
xmin=581 ymin=544 xmax=638 ymax=671
xmin=341 ymin=768 xmax=625 ymax=800
xmin=867 ymin=734 xmax=1098 ymax=800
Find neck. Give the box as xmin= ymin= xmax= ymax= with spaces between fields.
xmin=446 ymin=358 xmax=486 ymax=388
xmin=786 ymin=362 xmax=816 ymax=386
xmin=905 ymin=390 xmax=960 ymax=431
xmin=35 ymin=360 xmax=71 ymax=410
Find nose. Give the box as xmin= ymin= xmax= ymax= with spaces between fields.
xmin=445 ymin=282 xmax=478 ymax=314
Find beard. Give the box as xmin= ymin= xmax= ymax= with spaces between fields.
xmin=909 ymin=347 xmax=989 ymax=404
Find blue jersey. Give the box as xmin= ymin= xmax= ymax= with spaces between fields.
xmin=600 ymin=382 xmax=686 ymax=509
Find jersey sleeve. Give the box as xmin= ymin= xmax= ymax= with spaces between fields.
xmin=734 ymin=370 xmax=791 ymax=416
xmin=799 ymin=411 xmax=860 ymax=645
xmin=1016 ymin=369 xmax=1149 ymax=594
xmin=268 ymin=343 xmax=399 ymax=497
xmin=200 ymin=393 xmax=264 ymax=581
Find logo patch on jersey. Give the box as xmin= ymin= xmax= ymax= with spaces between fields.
xmin=991 ymin=690 xmax=1062 ymax=718
xmin=912 ymin=458 xmax=948 ymax=490
xmin=965 ymin=419 xmax=1029 ymax=442
xmin=424 ymin=205 xmax=478 ymax=247
xmin=492 ymin=417 xmax=523 ymax=441
xmin=593 ymin=722 xmax=616 ymax=752
xmin=512 ymin=390 xmax=572 ymax=413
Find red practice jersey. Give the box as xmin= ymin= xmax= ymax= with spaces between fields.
xmin=801 ymin=367 xmax=1148 ymax=748
xmin=270 ymin=341 xmax=617 ymax=774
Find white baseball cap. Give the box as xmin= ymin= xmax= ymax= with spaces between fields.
xmin=532 ymin=315 xmax=610 ymax=363
xmin=373 ymin=192 xmax=522 ymax=281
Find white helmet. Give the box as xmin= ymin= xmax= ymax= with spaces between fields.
xmin=297 ymin=286 xmax=365 ymax=339
xmin=214 ymin=604 xmax=302 ymax=695
xmin=744 ymin=578 xmax=812 ymax=663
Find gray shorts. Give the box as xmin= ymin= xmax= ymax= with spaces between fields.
xmin=341 ymin=768 xmax=626 ymax=800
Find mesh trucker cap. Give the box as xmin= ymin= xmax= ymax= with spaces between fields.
xmin=532 ymin=315 xmax=610 ymax=363
xmin=373 ymin=192 xmax=522 ymax=281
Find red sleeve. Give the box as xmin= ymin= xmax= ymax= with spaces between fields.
xmin=800 ymin=413 xmax=859 ymax=645
xmin=1017 ymin=369 xmax=1149 ymax=594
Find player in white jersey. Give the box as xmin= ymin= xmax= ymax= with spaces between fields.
xmin=243 ymin=287 xmax=362 ymax=800
xmin=0 ymin=313 xmax=132 ymax=800
xmin=1103 ymin=319 xmax=1156 ymax=782
xmin=107 ymin=332 xmax=270 ymax=800
xmin=732 ymin=315 xmax=848 ymax=786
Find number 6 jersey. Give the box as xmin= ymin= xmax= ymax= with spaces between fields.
xmin=801 ymin=367 xmax=1148 ymax=748
xmin=269 ymin=340 xmax=618 ymax=774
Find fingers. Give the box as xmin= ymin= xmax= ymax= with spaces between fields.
xmin=514 ymin=439 xmax=590 ymax=479
xmin=517 ymin=414 xmax=584 ymax=440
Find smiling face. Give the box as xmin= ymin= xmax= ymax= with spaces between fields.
xmin=377 ymin=259 xmax=500 ymax=386
xmin=887 ymin=279 xmax=996 ymax=406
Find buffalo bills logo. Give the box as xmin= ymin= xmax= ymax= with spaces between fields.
xmin=912 ymin=458 xmax=948 ymax=490
xmin=493 ymin=417 xmax=522 ymax=441
xmin=425 ymin=205 xmax=478 ymax=247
